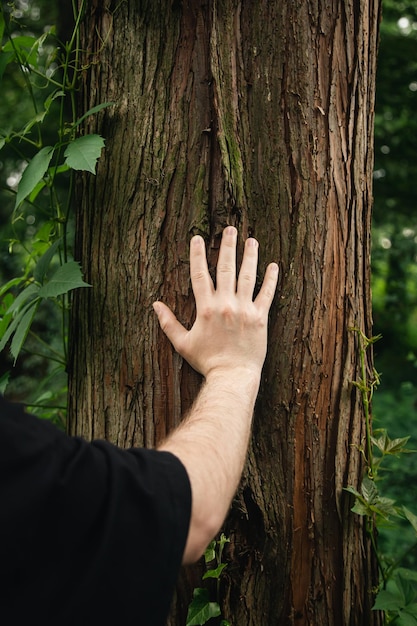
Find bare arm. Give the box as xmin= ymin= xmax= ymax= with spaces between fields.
xmin=153 ymin=226 xmax=278 ymax=564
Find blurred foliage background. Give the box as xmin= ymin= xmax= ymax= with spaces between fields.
xmin=372 ymin=0 xmax=417 ymax=564
xmin=0 ymin=0 xmax=417 ymax=572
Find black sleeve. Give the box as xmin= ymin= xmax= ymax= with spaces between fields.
xmin=0 ymin=396 xmax=191 ymax=626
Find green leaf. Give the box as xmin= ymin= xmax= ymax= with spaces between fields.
xmin=38 ymin=262 xmax=90 ymax=298
xmin=73 ymin=102 xmax=115 ymax=128
xmin=395 ymin=568 xmax=417 ymax=583
xmin=44 ymin=89 xmax=65 ymax=113
xmin=186 ymin=588 xmax=221 ymax=626
xmin=361 ymin=476 xmax=378 ymax=504
xmin=10 ymin=300 xmax=40 ymax=362
xmin=344 ymin=485 xmax=361 ymax=499
xmin=403 ymin=507 xmax=417 ymax=535
xmin=0 ymin=276 xmax=27 ymax=298
xmin=29 ymin=163 xmax=70 ymax=203
xmin=373 ymin=587 xmax=405 ymax=612
xmin=0 ymin=371 xmax=10 ymax=395
xmin=204 ymin=541 xmax=216 ymax=564
xmin=202 ymin=563 xmax=227 ymax=580
xmin=0 ymin=50 xmax=14 ymax=82
xmin=0 ymin=9 xmax=5 ymax=42
xmin=351 ymin=500 xmax=370 ymax=517
xmin=6 ymin=283 xmax=39 ymax=315
xmin=64 ymin=134 xmax=105 ymax=174
xmin=15 ymin=146 xmax=54 ymax=210
xmin=3 ymin=35 xmax=39 ymax=66
xmin=0 ymin=298 xmax=39 ymax=354
xmin=396 ymin=613 xmax=417 ymax=626
xmin=33 ymin=239 xmax=62 ymax=284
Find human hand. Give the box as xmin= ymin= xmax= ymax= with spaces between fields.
xmin=153 ymin=226 xmax=278 ymax=380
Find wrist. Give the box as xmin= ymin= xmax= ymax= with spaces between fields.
xmin=204 ymin=366 xmax=262 ymax=395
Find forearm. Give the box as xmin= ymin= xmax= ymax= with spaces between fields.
xmin=158 ymin=368 xmax=260 ymax=563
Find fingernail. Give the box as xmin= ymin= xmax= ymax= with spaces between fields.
xmin=246 ymin=237 xmax=258 ymax=247
xmin=191 ymin=235 xmax=204 ymax=246
xmin=224 ymin=226 xmax=236 ymax=236
xmin=270 ymin=262 xmax=279 ymax=273
xmin=153 ymin=302 xmax=161 ymax=314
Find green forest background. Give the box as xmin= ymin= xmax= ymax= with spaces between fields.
xmin=1 ymin=0 xmax=417 ymax=598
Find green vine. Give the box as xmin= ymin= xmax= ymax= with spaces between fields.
xmin=186 ymin=534 xmax=231 ymax=626
xmin=347 ymin=328 xmax=417 ymax=624
xmin=0 ymin=2 xmax=112 ymax=419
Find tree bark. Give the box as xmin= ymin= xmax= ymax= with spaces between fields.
xmin=69 ymin=1 xmax=382 ymax=624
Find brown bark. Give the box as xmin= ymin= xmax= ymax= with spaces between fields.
xmin=69 ymin=1 xmax=382 ymax=624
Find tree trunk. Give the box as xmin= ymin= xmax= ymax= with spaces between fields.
xmin=68 ymin=1 xmax=382 ymax=624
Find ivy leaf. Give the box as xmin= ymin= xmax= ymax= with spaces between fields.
xmin=64 ymin=134 xmax=105 ymax=174
xmin=38 ymin=261 xmax=90 ymax=298
xmin=186 ymin=588 xmax=221 ymax=626
xmin=15 ymin=146 xmax=54 ymax=210
xmin=202 ymin=563 xmax=227 ymax=580
xmin=204 ymin=541 xmax=216 ymax=564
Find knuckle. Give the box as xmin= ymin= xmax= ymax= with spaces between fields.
xmin=239 ymin=271 xmax=253 ymax=283
xmin=217 ymin=263 xmax=234 ymax=274
xmin=220 ymin=304 xmax=236 ymax=319
xmin=200 ymin=305 xmax=215 ymax=320
xmin=192 ymin=269 xmax=206 ymax=281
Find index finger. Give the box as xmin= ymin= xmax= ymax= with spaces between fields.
xmin=189 ymin=235 xmax=214 ymax=303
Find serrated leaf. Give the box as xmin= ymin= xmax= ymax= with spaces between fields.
xmin=371 ymin=432 xmax=389 ymax=454
xmin=64 ymin=134 xmax=105 ymax=174
xmin=370 ymin=496 xmax=398 ymax=520
xmin=38 ymin=261 xmax=90 ymax=298
xmin=403 ymin=507 xmax=417 ymax=535
xmin=385 ymin=436 xmax=411 ymax=455
xmin=15 ymin=146 xmax=54 ymax=210
xmin=361 ymin=476 xmax=378 ymax=504
xmin=351 ymin=500 xmax=370 ymax=517
xmin=186 ymin=588 xmax=221 ymax=626
xmin=344 ymin=485 xmax=361 ymax=498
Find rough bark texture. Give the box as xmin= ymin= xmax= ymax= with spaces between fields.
xmin=69 ymin=1 xmax=382 ymax=624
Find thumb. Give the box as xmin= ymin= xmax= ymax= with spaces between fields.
xmin=153 ymin=301 xmax=188 ymax=352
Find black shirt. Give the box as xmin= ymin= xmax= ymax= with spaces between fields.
xmin=0 ymin=396 xmax=191 ymax=625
